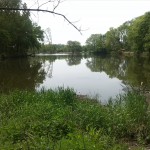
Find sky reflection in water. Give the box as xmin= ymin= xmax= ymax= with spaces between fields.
xmin=37 ymin=58 xmax=125 ymax=102
xmin=1 ymin=55 xmax=149 ymax=103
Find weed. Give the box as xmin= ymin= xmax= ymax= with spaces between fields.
xmin=0 ymin=88 xmax=150 ymax=149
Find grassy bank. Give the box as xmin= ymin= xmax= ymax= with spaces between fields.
xmin=0 ymin=88 xmax=150 ymax=149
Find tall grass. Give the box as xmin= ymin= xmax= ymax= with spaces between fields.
xmin=0 ymin=88 xmax=149 ymax=149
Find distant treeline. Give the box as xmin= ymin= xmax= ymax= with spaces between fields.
xmin=39 ymin=41 xmax=82 ymax=54
xmin=40 ymin=11 xmax=150 ymax=55
xmin=0 ymin=0 xmax=149 ymax=57
xmin=85 ymin=11 xmax=150 ymax=55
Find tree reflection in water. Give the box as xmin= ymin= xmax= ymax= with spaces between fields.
xmin=86 ymin=56 xmax=150 ymax=90
xmin=0 ymin=55 xmax=150 ymax=95
xmin=0 ymin=58 xmax=46 ymax=93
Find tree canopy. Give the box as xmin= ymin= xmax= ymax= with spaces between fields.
xmin=0 ymin=0 xmax=44 ymax=57
xmin=85 ymin=11 xmax=150 ymax=54
xmin=86 ymin=34 xmax=106 ymax=54
xmin=67 ymin=41 xmax=82 ymax=54
xmin=128 ymin=12 xmax=150 ymax=53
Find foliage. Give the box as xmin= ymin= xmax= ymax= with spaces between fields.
xmin=85 ymin=11 xmax=150 ymax=54
xmin=39 ymin=44 xmax=67 ymax=54
xmin=0 ymin=87 xmax=150 ymax=149
xmin=105 ymin=28 xmax=121 ymax=51
xmin=67 ymin=40 xmax=82 ymax=53
xmin=39 ymin=41 xmax=82 ymax=54
xmin=117 ymin=21 xmax=131 ymax=51
xmin=0 ymin=0 xmax=44 ymax=57
xmin=86 ymin=34 xmax=107 ymax=54
xmin=106 ymin=92 xmax=149 ymax=142
xmin=128 ymin=12 xmax=150 ymax=53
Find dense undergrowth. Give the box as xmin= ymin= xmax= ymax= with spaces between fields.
xmin=0 ymin=88 xmax=150 ymax=149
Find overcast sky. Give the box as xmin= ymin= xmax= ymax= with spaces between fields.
xmin=25 ymin=0 xmax=150 ymax=45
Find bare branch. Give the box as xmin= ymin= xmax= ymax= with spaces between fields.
xmin=53 ymin=0 xmax=60 ymax=12
xmin=36 ymin=0 xmax=39 ymax=8
xmin=0 ymin=7 xmax=82 ymax=34
xmin=38 ymin=0 xmax=52 ymax=9
xmin=71 ymin=20 xmax=81 ymax=24
xmin=53 ymin=0 xmax=66 ymax=11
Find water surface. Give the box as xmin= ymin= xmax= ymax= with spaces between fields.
xmin=0 ymin=55 xmax=150 ymax=102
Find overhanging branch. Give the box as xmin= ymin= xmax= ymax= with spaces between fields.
xmin=0 ymin=7 xmax=82 ymax=34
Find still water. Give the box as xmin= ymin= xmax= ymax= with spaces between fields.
xmin=0 ymin=55 xmax=150 ymax=102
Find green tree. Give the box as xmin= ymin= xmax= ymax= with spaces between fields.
xmin=128 ymin=12 xmax=150 ymax=53
xmin=142 ymin=12 xmax=150 ymax=53
xmin=0 ymin=0 xmax=21 ymax=9
xmin=86 ymin=34 xmax=106 ymax=54
xmin=105 ymin=28 xmax=121 ymax=52
xmin=117 ymin=21 xmax=131 ymax=51
xmin=0 ymin=0 xmax=44 ymax=57
xmin=67 ymin=41 xmax=82 ymax=54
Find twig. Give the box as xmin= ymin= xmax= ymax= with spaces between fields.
xmin=0 ymin=7 xmax=82 ymax=34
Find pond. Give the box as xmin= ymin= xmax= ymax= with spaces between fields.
xmin=0 ymin=54 xmax=150 ymax=102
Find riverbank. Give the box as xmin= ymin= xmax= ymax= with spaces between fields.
xmin=0 ymin=88 xmax=150 ymax=149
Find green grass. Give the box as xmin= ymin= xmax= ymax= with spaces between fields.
xmin=0 ymin=88 xmax=149 ymax=149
